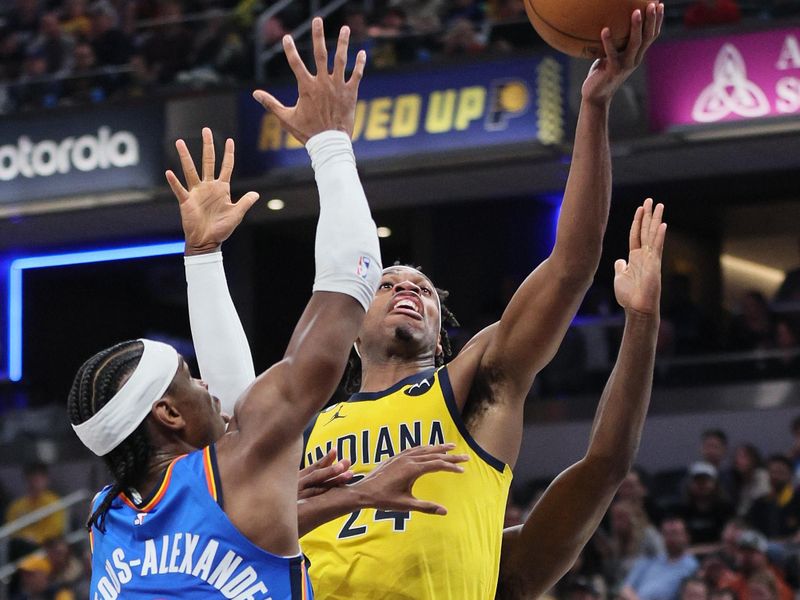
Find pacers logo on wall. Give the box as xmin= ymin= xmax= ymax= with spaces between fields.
xmin=485 ymin=79 xmax=530 ymax=131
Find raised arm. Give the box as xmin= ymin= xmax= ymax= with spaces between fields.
xmin=231 ymin=19 xmax=379 ymax=446
xmin=495 ymin=200 xmax=666 ymax=600
xmin=167 ymin=129 xmax=258 ymax=415
xmin=449 ymin=4 xmax=664 ymax=466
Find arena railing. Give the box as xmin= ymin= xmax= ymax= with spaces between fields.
xmin=0 ymin=489 xmax=91 ymax=600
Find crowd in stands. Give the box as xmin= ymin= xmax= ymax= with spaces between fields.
xmin=504 ymin=423 xmax=800 ymax=600
xmin=7 ymin=422 xmax=800 ymax=598
xmin=2 ymin=0 xmax=800 ymax=114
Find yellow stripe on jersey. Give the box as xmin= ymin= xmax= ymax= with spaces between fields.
xmin=301 ymin=365 xmax=513 ymax=600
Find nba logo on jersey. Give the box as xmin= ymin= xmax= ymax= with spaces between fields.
xmin=133 ymin=513 xmax=145 ymax=526
xmin=356 ymin=256 xmax=371 ymax=279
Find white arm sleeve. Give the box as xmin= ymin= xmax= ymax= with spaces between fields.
xmin=306 ymin=130 xmax=382 ymax=311
xmin=185 ymin=252 xmax=256 ymax=414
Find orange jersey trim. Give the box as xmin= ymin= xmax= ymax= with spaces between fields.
xmin=203 ymin=446 xmax=218 ymax=502
xmin=120 ymin=455 xmax=186 ymax=512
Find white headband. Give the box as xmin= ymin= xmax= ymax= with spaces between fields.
xmin=72 ymin=339 xmax=180 ymax=456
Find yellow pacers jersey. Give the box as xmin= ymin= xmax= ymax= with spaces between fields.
xmin=301 ymin=366 xmax=513 ymax=600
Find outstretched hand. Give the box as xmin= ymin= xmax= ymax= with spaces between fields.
xmin=298 ymin=449 xmax=354 ymax=500
xmin=166 ymin=127 xmax=260 ymax=255
xmin=252 ymin=17 xmax=366 ymax=144
xmin=614 ymin=198 xmax=666 ymax=316
xmin=352 ymin=444 xmax=468 ymax=515
xmin=582 ymin=2 xmax=664 ymax=107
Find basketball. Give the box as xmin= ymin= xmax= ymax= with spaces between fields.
xmin=524 ymin=0 xmax=653 ymax=59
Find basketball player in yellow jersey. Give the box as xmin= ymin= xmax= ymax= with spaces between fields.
xmin=299 ymin=199 xmax=667 ymax=600
xmin=196 ymin=8 xmax=666 ymax=599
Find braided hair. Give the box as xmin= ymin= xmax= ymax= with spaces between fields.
xmin=343 ymin=264 xmax=460 ymax=394
xmin=67 ymin=340 xmax=153 ymax=533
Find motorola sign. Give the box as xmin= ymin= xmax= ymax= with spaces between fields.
xmin=0 ymin=104 xmax=163 ymax=205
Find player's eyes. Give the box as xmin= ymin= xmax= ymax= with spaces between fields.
xmin=420 ymin=287 xmax=432 ymax=295
xmin=379 ymin=282 xmax=393 ymax=290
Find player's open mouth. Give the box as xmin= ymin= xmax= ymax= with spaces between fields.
xmin=390 ymin=294 xmax=423 ymax=319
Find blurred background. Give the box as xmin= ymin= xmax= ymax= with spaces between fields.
xmin=0 ymin=0 xmax=799 ymax=598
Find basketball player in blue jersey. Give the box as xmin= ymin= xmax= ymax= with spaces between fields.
xmin=189 ymin=7 xmax=665 ymax=599
xmin=67 ymin=20 xmax=467 ymax=600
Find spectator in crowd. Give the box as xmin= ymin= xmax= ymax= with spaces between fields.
xmin=620 ymin=516 xmax=699 ymax=600
xmin=729 ymin=530 xmax=793 ymax=600
xmin=44 ymin=537 xmax=87 ymax=597
xmin=4 ymin=462 xmax=66 ymax=547
xmin=88 ymin=1 xmax=132 ymax=66
xmin=728 ymin=291 xmax=775 ymax=352
xmin=343 ymin=6 xmax=375 ymax=66
xmin=551 ymin=545 xmax=608 ymax=600
xmin=684 ymin=0 xmax=742 ymax=28
xmin=698 ymin=429 xmax=734 ymax=497
xmin=678 ymin=462 xmax=734 ymax=545
xmin=441 ymin=15 xmax=486 ymax=55
xmin=699 ymin=554 xmax=738 ymax=594
xmin=617 ymin=467 xmax=662 ymax=529
xmin=388 ymin=0 xmax=447 ymax=33
xmin=679 ymin=577 xmax=710 ymax=600
xmin=774 ymin=239 xmax=800 ymax=303
xmin=12 ymin=554 xmax=75 ymax=600
xmin=747 ymin=454 xmax=800 ymax=538
xmin=367 ymin=8 xmax=420 ymax=67
xmin=603 ymin=499 xmax=665 ymax=588
xmin=11 ymin=46 xmax=59 ymax=110
xmin=0 ymin=27 xmax=27 ymax=81
xmin=443 ymin=0 xmax=485 ymax=29
xmin=60 ymin=0 xmax=91 ymax=39
xmin=718 ymin=517 xmax=748 ymax=569
xmin=140 ymin=0 xmax=193 ymax=84
xmin=185 ymin=9 xmax=247 ymax=83
xmin=29 ymin=11 xmax=75 ymax=74
xmin=61 ymin=41 xmax=108 ymax=104
xmin=732 ymin=444 xmax=771 ymax=517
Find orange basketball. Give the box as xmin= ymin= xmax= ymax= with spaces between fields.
xmin=524 ymin=0 xmax=653 ymax=59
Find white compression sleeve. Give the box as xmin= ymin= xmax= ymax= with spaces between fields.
xmin=306 ymin=131 xmax=381 ymax=311
xmin=185 ymin=252 xmax=256 ymax=414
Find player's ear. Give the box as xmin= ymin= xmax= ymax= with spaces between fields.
xmin=151 ymin=397 xmax=186 ymax=431
xmin=435 ymin=333 xmax=443 ymax=358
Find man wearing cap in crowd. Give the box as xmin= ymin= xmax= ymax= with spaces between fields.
xmin=16 ymin=554 xmax=75 ymax=600
xmin=620 ymin=516 xmax=699 ymax=600
xmin=747 ymin=454 xmax=800 ymax=538
xmin=678 ymin=461 xmax=734 ymax=545
xmin=729 ymin=529 xmax=793 ymax=600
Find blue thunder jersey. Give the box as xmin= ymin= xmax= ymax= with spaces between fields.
xmin=88 ymin=445 xmax=312 ymax=600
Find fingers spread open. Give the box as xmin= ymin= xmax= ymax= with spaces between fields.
xmin=219 ymin=138 xmax=235 ymax=183
xmin=201 ymin=127 xmax=215 ymax=181
xmin=235 ymin=191 xmax=260 ymax=219
xmin=282 ymin=35 xmax=312 ymax=83
xmin=311 ymin=17 xmax=328 ymax=76
xmin=333 ymin=26 xmax=350 ymax=82
xmin=252 ymin=90 xmax=289 ymax=119
xmin=348 ymin=50 xmax=367 ymax=88
xmin=629 ymin=206 xmax=644 ymax=250
xmin=175 ymin=139 xmax=200 ymax=188
xmin=165 ymin=170 xmax=189 ymax=203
